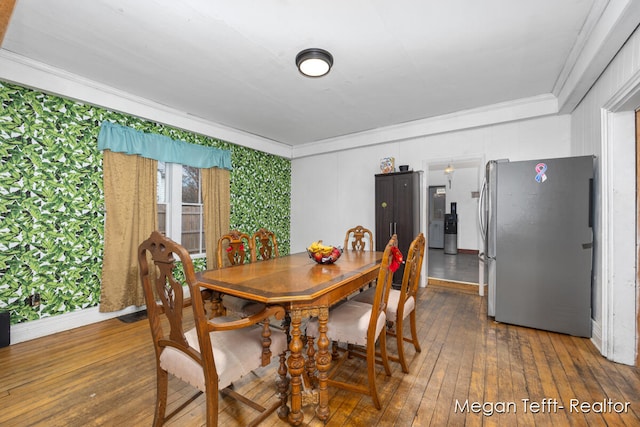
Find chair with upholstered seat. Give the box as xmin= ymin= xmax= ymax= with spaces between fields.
xmin=215 ymin=230 xmax=262 ymax=317
xmin=306 ymin=235 xmax=397 ymax=409
xmin=138 ymin=231 xmax=288 ymax=426
xmin=353 ymin=232 xmax=426 ymax=373
xmin=343 ymin=225 xmax=374 ymax=252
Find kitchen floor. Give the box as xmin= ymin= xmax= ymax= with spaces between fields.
xmin=427 ymin=248 xmax=481 ymax=283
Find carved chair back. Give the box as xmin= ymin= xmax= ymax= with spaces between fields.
xmin=398 ymin=232 xmax=426 ymax=306
xmin=216 ymin=230 xmax=254 ymax=268
xmin=344 ymin=225 xmax=374 ymax=252
xmin=253 ymin=228 xmax=280 ymax=261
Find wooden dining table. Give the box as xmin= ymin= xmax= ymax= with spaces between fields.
xmin=195 ymin=249 xmax=383 ymax=425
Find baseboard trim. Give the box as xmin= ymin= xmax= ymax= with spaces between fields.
xmin=428 ymin=277 xmax=481 ymax=294
xmin=9 ymin=286 xmax=195 ymax=345
xmin=590 ymin=318 xmax=602 ymax=355
xmin=10 ymin=305 xmax=146 ymax=345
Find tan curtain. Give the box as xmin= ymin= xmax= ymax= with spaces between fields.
xmin=99 ymin=150 xmax=157 ymax=312
xmin=202 ymin=167 xmax=230 ymax=269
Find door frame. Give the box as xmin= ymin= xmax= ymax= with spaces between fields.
xmin=636 ymin=110 xmax=640 ymax=367
xmin=600 ymin=69 xmax=640 ymax=366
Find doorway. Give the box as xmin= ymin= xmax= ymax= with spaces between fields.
xmin=423 ymin=158 xmax=484 ymax=287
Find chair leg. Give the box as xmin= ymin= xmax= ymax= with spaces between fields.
xmin=332 ymin=341 xmax=340 ymax=360
xmin=395 ymin=316 xmax=409 ymax=374
xmin=409 ymin=310 xmax=421 ymax=352
xmin=277 ymin=351 xmax=291 ymax=420
xmin=367 ymin=337 xmax=381 ymax=410
xmin=205 ymin=385 xmax=218 ymax=427
xmin=282 ymin=312 xmax=291 ymax=344
xmin=378 ymin=328 xmax=391 ymax=376
xmin=261 ymin=321 xmax=273 ymax=366
xmin=154 ymin=368 xmax=169 ymax=427
xmin=367 ymin=328 xmax=392 ymax=410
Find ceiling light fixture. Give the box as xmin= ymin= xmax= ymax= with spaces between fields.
xmin=296 ymin=48 xmax=333 ymax=77
xmin=444 ymin=163 xmax=455 ymax=188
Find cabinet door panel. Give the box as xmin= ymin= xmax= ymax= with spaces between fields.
xmin=392 ymin=173 xmax=416 ymax=283
xmin=393 ymin=173 xmax=414 ymax=254
xmin=375 ymin=175 xmax=395 ymax=251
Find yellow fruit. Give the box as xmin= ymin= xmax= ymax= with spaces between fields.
xmin=308 ymin=240 xmax=325 ymax=254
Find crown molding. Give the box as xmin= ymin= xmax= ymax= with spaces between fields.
xmin=292 ymin=94 xmax=559 ymax=159
xmin=0 ymin=50 xmax=293 ymax=159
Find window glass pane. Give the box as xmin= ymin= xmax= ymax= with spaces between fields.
xmin=181 ymin=165 xmax=203 ymax=254
xmin=157 ymin=163 xmax=204 ymax=254
xmin=182 ymin=204 xmax=203 ymax=254
xmin=182 ymin=166 xmax=200 ymax=203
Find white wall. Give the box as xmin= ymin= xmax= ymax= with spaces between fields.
xmin=570 ymin=25 xmax=640 ymax=365
xmin=291 ymin=114 xmax=571 ymax=256
xmin=291 ymin=145 xmax=392 ymax=252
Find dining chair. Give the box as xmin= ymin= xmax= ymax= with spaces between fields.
xmin=238 ymin=228 xmax=284 ymax=322
xmin=343 ymin=225 xmax=374 ymax=251
xmin=344 ymin=225 xmax=376 ymax=293
xmin=306 ymin=235 xmax=397 ymax=409
xmin=216 ymin=229 xmax=254 ymax=268
xmin=215 ymin=230 xmax=263 ymax=317
xmin=138 ymin=231 xmax=288 ymax=426
xmin=353 ymin=232 xmax=426 ymax=373
xmin=253 ymin=227 xmax=280 ymax=261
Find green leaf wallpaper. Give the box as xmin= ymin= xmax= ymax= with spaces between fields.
xmin=0 ymin=82 xmax=291 ymax=324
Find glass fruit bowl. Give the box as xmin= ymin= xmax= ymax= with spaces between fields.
xmin=307 ymin=241 xmax=343 ymax=264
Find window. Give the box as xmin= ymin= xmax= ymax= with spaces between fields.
xmin=157 ymin=162 xmax=205 ymax=255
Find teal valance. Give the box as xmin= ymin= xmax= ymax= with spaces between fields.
xmin=97 ymin=121 xmax=232 ymax=170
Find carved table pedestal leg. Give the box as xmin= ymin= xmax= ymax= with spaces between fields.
xmin=287 ymin=309 xmax=305 ymax=425
xmin=315 ymin=306 xmax=330 ymax=421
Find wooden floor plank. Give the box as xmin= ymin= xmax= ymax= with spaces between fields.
xmin=1 ymin=286 xmax=639 ymax=426
xmin=413 ymin=287 xmax=465 ymax=425
xmin=440 ymin=290 xmax=478 ymax=426
xmin=464 ymin=296 xmax=488 ymax=427
xmin=516 ymin=326 xmax=554 ymax=427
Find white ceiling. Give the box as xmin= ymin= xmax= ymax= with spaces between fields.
xmin=2 ymin=0 xmax=637 ymax=153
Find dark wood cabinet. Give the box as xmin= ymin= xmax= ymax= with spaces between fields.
xmin=375 ymin=171 xmax=420 ymax=284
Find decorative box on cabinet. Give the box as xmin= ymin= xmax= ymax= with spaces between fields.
xmin=375 ymin=171 xmax=420 ymax=285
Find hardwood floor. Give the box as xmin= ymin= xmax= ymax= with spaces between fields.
xmin=1 ymin=285 xmax=639 ymax=426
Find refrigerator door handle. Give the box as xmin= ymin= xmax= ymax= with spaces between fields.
xmin=478 ymin=178 xmax=487 ymax=242
xmin=389 ymin=222 xmax=392 ymax=238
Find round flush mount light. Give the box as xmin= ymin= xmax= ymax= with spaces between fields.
xmin=296 ymin=48 xmax=333 ymax=77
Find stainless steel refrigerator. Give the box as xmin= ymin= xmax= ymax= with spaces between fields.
xmin=479 ymin=156 xmax=594 ymax=337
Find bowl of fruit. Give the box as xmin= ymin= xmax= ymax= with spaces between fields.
xmin=307 ymin=240 xmax=343 ymax=264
